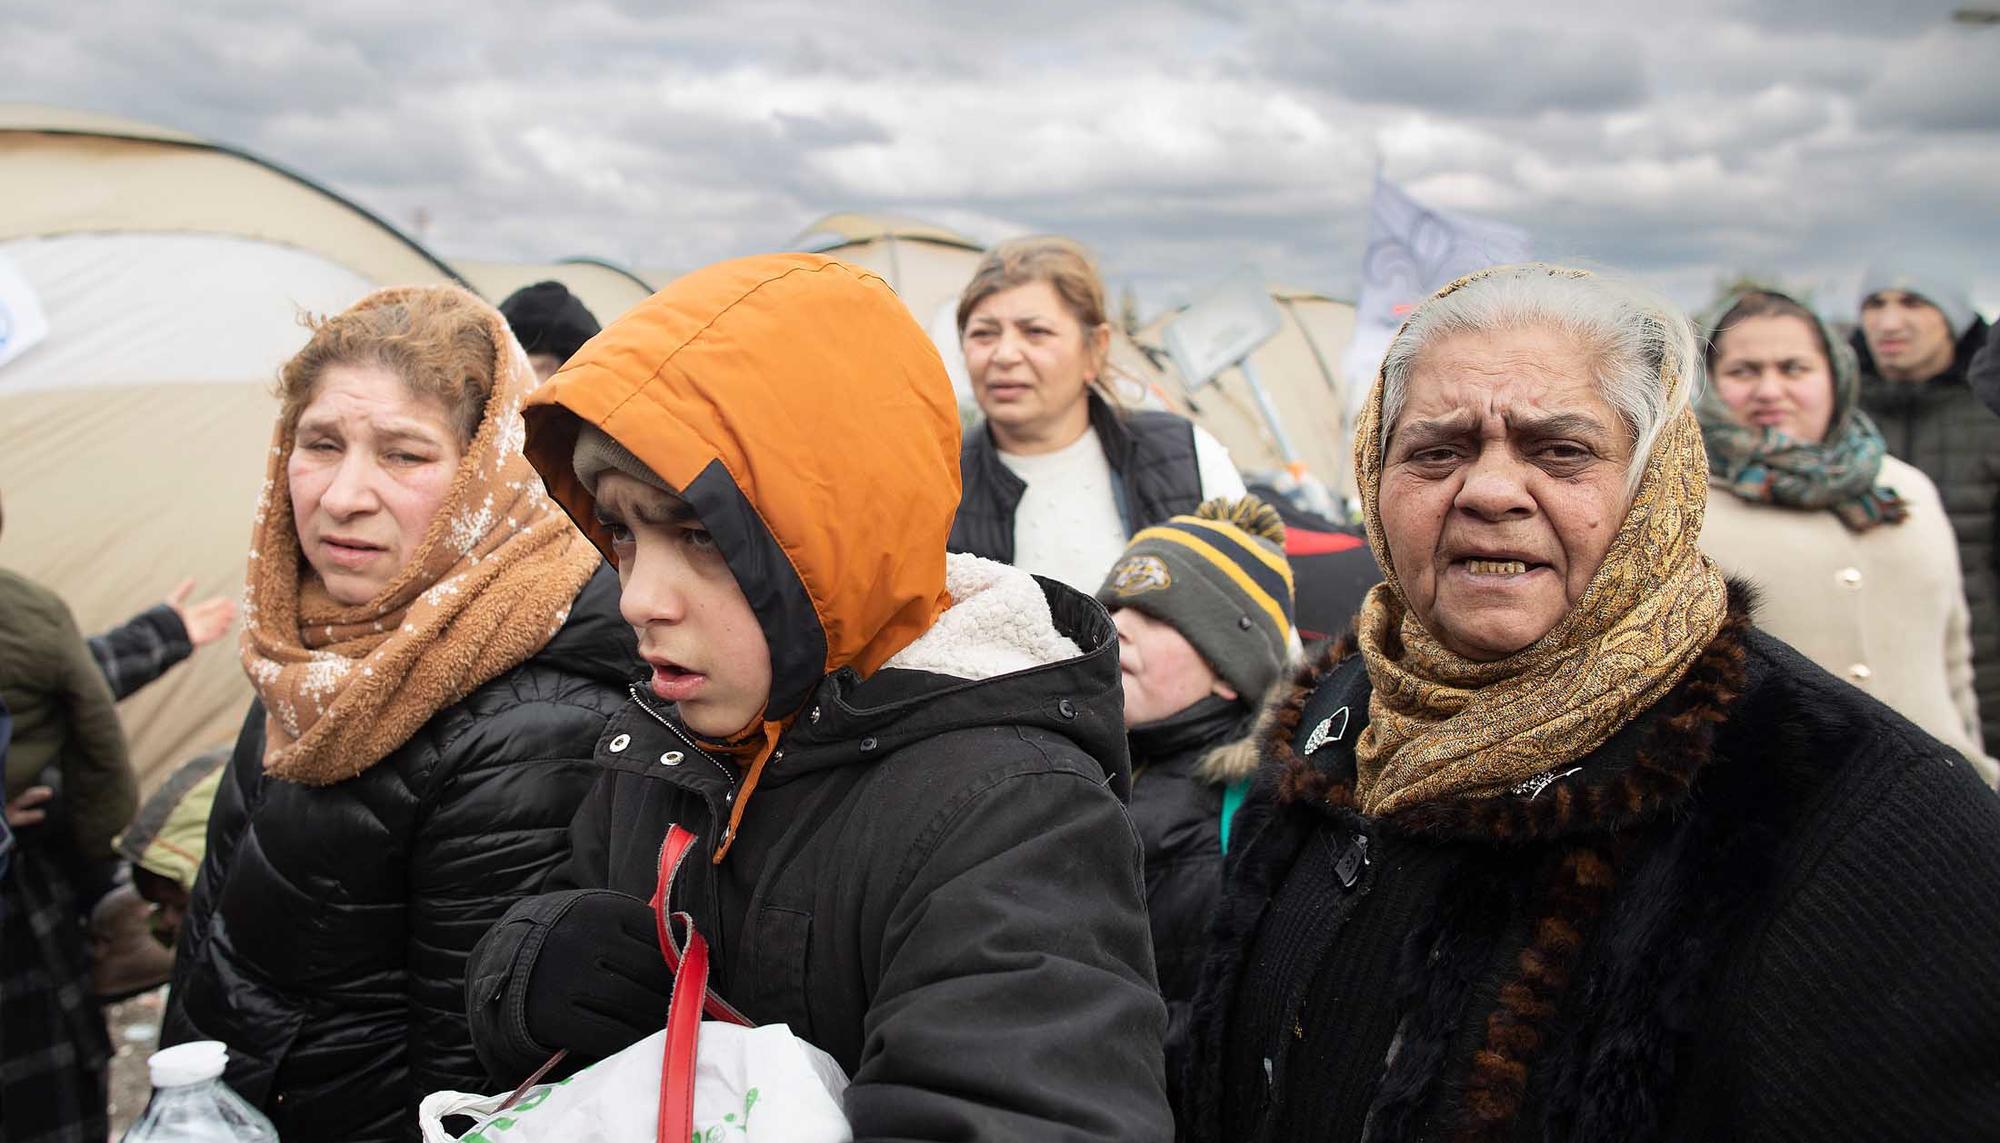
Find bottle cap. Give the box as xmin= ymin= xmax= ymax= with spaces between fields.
xmin=149 ymin=1041 xmax=229 ymax=1087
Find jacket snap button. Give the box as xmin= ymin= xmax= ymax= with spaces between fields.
xmin=660 ymin=751 xmax=684 ymax=766
xmin=1838 ymin=567 xmax=1863 ymax=588
xmin=1237 ymin=615 xmax=1254 ymax=630
xmin=1057 ymin=698 xmax=1078 ymax=719
xmin=859 ymin=737 xmax=878 ymax=752
xmin=1849 ymin=663 xmax=1872 ymax=681
xmin=810 ymin=705 xmax=822 ymax=724
xmin=607 ymin=733 xmax=630 ymax=754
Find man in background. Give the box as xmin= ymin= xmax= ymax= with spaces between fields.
xmin=499 ymin=280 xmax=601 ymax=382
xmin=1853 ymin=264 xmax=2000 ymax=748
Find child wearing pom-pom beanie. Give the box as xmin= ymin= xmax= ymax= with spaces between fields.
xmin=1095 ymin=495 xmax=1295 ymax=1064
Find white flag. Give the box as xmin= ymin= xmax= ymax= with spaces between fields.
xmin=1340 ymin=175 xmax=1530 ymax=416
xmin=0 ymin=253 xmax=51 ymax=372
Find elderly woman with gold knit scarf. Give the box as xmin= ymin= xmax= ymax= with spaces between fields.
xmin=161 ymin=286 xmax=639 ymax=1143
xmin=1175 ymin=265 xmax=2000 ymax=1143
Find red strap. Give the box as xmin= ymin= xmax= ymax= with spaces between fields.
xmin=657 ymin=913 xmax=707 ymax=1143
xmin=649 ymin=826 xmax=753 ymax=1025
xmin=1285 ymin=528 xmax=1366 ymax=557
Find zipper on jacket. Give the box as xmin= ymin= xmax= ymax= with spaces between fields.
xmin=627 ymin=684 xmax=739 ymax=790
xmin=628 ymin=684 xmax=738 ymax=978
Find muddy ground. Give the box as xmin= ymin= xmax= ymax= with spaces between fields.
xmin=105 ymin=986 xmax=165 ymax=1138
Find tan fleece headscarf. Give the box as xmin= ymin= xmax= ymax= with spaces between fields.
xmin=241 ymin=285 xmax=602 ymax=786
xmin=1350 ymin=265 xmax=1729 ymax=816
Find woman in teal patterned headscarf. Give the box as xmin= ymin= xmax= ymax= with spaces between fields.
xmin=1697 ymin=289 xmax=1906 ymax=529
xmin=1697 ymin=287 xmax=1993 ymax=780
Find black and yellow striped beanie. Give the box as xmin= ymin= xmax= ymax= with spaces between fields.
xmin=1097 ymin=496 xmax=1295 ymax=702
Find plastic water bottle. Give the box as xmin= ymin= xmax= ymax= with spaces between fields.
xmin=122 ymin=1041 xmax=279 ymax=1142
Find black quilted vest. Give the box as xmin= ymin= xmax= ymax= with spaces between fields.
xmin=950 ymin=392 xmax=1205 ymax=564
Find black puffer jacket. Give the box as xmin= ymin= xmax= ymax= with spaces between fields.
xmin=1127 ymin=696 xmax=1254 ymax=1030
xmin=1179 ymin=590 xmax=2000 ymax=1143
xmin=1856 ymin=317 xmax=2000 ymax=745
xmin=162 ymin=566 xmax=638 ymax=1143
xmin=468 ymin=575 xmax=1173 ymax=1142
xmin=950 ymin=391 xmax=1205 ymax=564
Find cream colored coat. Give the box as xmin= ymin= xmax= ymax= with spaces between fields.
xmin=1700 ymin=456 xmax=1994 ymax=784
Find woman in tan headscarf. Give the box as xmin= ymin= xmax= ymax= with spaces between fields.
xmin=162 ymin=286 xmax=639 ymax=1143
xmin=1176 ymin=264 xmax=2000 ymax=1142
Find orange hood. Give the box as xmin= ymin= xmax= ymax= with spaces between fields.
xmin=522 ymin=255 xmax=961 ymax=855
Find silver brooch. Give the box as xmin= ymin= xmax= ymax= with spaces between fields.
xmin=1302 ymin=707 xmax=1351 ymax=755
xmin=1512 ymin=767 xmax=1583 ymax=800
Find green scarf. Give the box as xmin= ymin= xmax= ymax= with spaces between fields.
xmin=1697 ymin=293 xmax=1908 ymax=532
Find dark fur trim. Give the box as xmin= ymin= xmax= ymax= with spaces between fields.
xmin=1534 ymin=676 xmax=1795 ymax=1142
xmin=1361 ymin=854 xmax=1529 ymax=1143
xmin=1452 ymin=842 xmax=1625 ymax=1142
xmin=1271 ymin=632 xmax=1357 ymax=807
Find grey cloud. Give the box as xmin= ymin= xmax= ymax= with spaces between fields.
xmin=1261 ymin=8 xmax=1649 ymax=116
xmin=2 ymin=0 xmax=1994 ymax=318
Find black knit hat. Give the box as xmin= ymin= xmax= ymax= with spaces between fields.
xmin=1097 ymin=496 xmax=1295 ymax=703
xmin=498 ymin=281 xmax=601 ymax=364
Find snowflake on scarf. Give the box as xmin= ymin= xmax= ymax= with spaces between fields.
xmin=448 ymin=495 xmax=498 ymax=558
xmin=493 ymin=403 xmax=527 ymax=469
xmin=422 ymin=574 xmax=466 ymax=608
xmin=299 ymin=652 xmax=352 ymax=715
xmin=249 ymin=657 xmax=282 ymax=688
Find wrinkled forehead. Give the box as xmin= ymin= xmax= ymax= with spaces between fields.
xmin=1390 ymin=327 xmax=1618 ymax=442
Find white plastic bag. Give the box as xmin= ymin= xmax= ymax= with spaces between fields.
xmin=419 ymin=1021 xmax=850 ymax=1143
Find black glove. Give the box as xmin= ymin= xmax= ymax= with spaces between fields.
xmin=521 ymin=889 xmax=675 ymax=1063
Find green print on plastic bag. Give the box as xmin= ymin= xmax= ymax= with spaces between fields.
xmin=692 ymin=1087 xmax=759 ymax=1142
xmin=461 ymin=1075 xmax=575 ymax=1141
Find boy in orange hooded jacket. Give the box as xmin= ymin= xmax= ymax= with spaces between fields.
xmin=466 ymin=254 xmax=1171 ymax=1140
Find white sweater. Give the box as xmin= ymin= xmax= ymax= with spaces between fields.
xmin=996 ymin=426 xmax=1246 ymax=594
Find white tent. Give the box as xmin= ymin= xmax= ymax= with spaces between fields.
xmin=0 ymin=104 xmax=466 ymax=787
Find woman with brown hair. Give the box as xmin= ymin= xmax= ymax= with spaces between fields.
xmin=951 ymin=235 xmax=1246 ymax=591
xmin=162 ymin=286 xmax=638 ymax=1143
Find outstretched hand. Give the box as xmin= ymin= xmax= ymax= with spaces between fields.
xmin=166 ymin=578 xmax=238 ymax=648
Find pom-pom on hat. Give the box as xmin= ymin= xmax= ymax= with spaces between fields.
xmin=1097 ymin=496 xmax=1295 ymax=704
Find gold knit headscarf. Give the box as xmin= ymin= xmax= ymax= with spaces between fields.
xmin=241 ymin=286 xmax=603 ymax=786
xmin=1350 ymin=266 xmax=1728 ymax=817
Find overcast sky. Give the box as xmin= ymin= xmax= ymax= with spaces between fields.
xmin=6 ymin=0 xmax=1997 ymax=317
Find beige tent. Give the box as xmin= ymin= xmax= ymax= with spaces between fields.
xmin=453 ymin=257 xmax=658 ymax=330
xmin=1136 ymin=287 xmax=1360 ymax=502
xmin=0 ymin=104 xmax=467 ymax=788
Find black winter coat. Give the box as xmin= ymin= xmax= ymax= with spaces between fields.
xmin=162 ymin=566 xmax=638 ymax=1143
xmin=1180 ymin=589 xmax=2000 ymax=1143
xmin=1855 ymin=318 xmax=2000 ymax=746
xmin=950 ymin=391 xmax=1205 ymax=564
xmin=1127 ymin=696 xmax=1253 ymax=1029
xmin=467 ymin=577 xmax=1174 ymax=1142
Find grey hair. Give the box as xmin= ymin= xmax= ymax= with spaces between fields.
xmin=1378 ymin=264 xmax=1701 ymax=494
